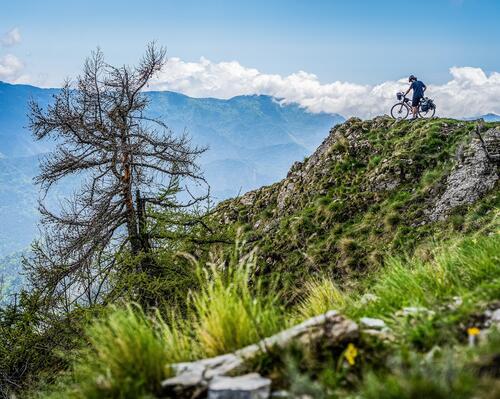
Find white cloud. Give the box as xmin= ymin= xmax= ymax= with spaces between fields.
xmin=149 ymin=57 xmax=500 ymax=118
xmin=1 ymin=27 xmax=22 ymax=47
xmin=0 ymin=54 xmax=29 ymax=83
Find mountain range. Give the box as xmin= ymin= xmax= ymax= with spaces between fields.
xmin=0 ymin=81 xmax=344 ymax=263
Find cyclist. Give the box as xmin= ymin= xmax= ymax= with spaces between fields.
xmin=403 ymin=75 xmax=426 ymax=119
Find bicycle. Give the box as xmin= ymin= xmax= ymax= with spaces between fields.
xmin=390 ymin=92 xmax=436 ymax=119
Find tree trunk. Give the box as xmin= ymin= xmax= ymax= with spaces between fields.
xmin=121 ymin=139 xmax=141 ymax=255
xmin=136 ymin=189 xmax=151 ymax=252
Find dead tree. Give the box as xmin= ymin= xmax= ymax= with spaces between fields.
xmin=26 ymin=44 xmax=207 ymax=306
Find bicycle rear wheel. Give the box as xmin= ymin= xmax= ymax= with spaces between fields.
xmin=391 ymin=103 xmax=409 ymax=119
xmin=418 ymin=106 xmax=436 ymax=119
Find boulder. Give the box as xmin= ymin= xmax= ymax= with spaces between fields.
xmin=360 ymin=317 xmax=386 ymax=330
xmin=208 ymin=373 xmax=271 ymax=399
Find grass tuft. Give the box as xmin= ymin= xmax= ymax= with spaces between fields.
xmin=47 ymin=304 xmax=173 ymax=399
xmin=191 ymin=244 xmax=284 ymax=357
xmin=295 ymin=277 xmax=350 ymax=321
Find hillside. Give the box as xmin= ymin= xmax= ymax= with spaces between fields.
xmin=2 ymin=116 xmax=499 ymax=399
xmin=156 ymin=117 xmax=500 ymax=399
xmin=212 ymin=116 xmax=499 ymax=288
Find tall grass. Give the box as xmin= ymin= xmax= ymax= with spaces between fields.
xmin=358 ymin=234 xmax=500 ymax=317
xmin=191 ymin=245 xmax=284 ymax=357
xmin=40 ymin=243 xmax=285 ymax=398
xmin=43 ymin=304 xmax=174 ymax=399
xmin=295 ymin=277 xmax=350 ymax=320
xmin=297 ymin=234 xmax=500 ymax=320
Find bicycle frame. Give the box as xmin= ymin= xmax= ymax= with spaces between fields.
xmin=391 ymin=93 xmax=435 ymax=119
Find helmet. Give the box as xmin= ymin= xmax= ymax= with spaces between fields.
xmin=409 ymin=75 xmax=417 ymax=82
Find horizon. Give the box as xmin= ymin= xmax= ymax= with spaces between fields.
xmin=1 ymin=79 xmax=499 ymax=121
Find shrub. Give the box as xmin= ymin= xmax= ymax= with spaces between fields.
xmin=359 ymin=351 xmax=476 ymax=399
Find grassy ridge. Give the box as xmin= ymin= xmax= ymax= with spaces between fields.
xmin=214 ymin=117 xmax=499 ymax=294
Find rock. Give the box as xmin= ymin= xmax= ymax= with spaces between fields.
xmin=362 ymin=328 xmax=395 ymax=342
xmin=161 ymin=370 xmax=206 ymax=397
xmin=360 ymin=317 xmax=386 ymax=330
xmin=430 ymin=128 xmax=499 ymax=221
xmin=208 ymin=373 xmax=271 ymax=399
xmin=161 ymin=311 xmax=358 ymax=396
xmin=270 ymin=390 xmax=290 ymax=398
xmin=484 ymin=308 xmax=500 ymax=328
xmin=490 ymin=308 xmax=500 ymax=325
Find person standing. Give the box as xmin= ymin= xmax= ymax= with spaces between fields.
xmin=404 ymin=75 xmax=427 ymax=119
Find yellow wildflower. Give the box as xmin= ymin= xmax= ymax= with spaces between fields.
xmin=467 ymin=327 xmax=481 ymax=347
xmin=467 ymin=327 xmax=480 ymax=336
xmin=344 ymin=343 xmax=358 ymax=366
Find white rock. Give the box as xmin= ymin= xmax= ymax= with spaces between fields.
xmin=490 ymin=308 xmax=500 ymax=324
xmin=208 ymin=373 xmax=271 ymax=399
xmin=360 ymin=317 xmax=386 ymax=330
xmin=271 ymin=390 xmax=290 ymax=398
xmin=162 ymin=311 xmax=358 ymax=395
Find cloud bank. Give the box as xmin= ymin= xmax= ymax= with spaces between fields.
xmin=150 ymin=57 xmax=500 ymax=119
xmin=0 ymin=27 xmax=30 ymax=83
xmin=0 ymin=54 xmax=27 ymax=83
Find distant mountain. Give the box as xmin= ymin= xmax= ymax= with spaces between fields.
xmin=464 ymin=113 xmax=500 ymax=122
xmin=0 ymin=81 xmax=345 ymax=261
xmin=481 ymin=113 xmax=500 ymax=122
xmin=0 ymin=82 xmax=58 ymax=157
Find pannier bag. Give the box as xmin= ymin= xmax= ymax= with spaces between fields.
xmin=420 ymin=97 xmax=434 ymax=112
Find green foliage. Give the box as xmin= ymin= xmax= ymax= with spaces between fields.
xmin=217 ymin=118 xmax=499 ymax=296
xmin=191 ymin=243 xmax=284 ymax=357
xmin=359 ymin=351 xmax=476 ymax=399
xmin=358 ymin=331 xmax=500 ymax=399
xmin=0 ymin=291 xmax=87 ymax=397
xmin=36 ymin=243 xmax=285 ymax=397
xmin=40 ymin=304 xmax=172 ymax=399
xmin=353 ymin=234 xmax=500 ymax=319
xmin=4 ymin=117 xmax=499 ymax=397
xmin=108 ymin=250 xmax=198 ymax=314
xmin=295 ymin=277 xmax=351 ymax=321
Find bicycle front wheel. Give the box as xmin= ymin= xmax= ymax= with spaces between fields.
xmin=418 ymin=106 xmax=436 ymax=119
xmin=391 ymin=103 xmax=409 ymax=119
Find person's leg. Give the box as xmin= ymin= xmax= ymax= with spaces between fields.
xmin=411 ymin=96 xmax=420 ymax=119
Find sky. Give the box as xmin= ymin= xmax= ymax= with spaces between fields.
xmin=1 ymin=0 xmax=500 ymax=118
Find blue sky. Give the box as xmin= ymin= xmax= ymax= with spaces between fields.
xmin=2 ymin=0 xmax=500 ymax=84
xmin=1 ymin=0 xmax=500 ymax=117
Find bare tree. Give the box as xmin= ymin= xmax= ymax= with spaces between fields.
xmin=25 ymin=43 xmax=206 ymax=306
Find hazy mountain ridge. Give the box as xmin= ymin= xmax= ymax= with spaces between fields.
xmin=0 ymin=81 xmax=343 ymax=263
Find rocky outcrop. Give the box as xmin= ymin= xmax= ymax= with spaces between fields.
xmin=218 ymin=119 xmax=499 ymax=230
xmin=211 ymin=117 xmax=499 ymax=279
xmin=161 ymin=311 xmax=358 ymax=398
xmin=216 ymin=116 xmax=385 ymax=226
xmin=430 ymin=128 xmax=499 ymax=221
